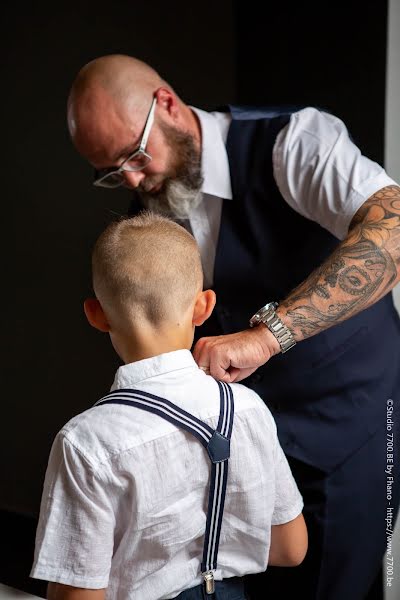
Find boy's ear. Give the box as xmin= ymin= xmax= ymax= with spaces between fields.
xmin=83 ymin=298 xmax=110 ymax=333
xmin=192 ymin=289 xmax=216 ymax=327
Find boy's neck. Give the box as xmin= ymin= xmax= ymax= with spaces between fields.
xmin=113 ymin=326 xmax=194 ymax=365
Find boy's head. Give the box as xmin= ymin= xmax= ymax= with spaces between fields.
xmin=84 ymin=211 xmax=215 ymax=362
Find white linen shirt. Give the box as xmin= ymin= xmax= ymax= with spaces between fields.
xmin=31 ymin=350 xmax=303 ymax=600
xmin=189 ymin=106 xmax=397 ymax=288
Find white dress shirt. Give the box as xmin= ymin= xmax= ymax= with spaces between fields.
xmin=31 ymin=350 xmax=303 ymax=600
xmin=189 ymin=106 xmax=397 ymax=288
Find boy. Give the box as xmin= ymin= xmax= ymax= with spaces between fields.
xmin=31 ymin=212 xmax=307 ymax=599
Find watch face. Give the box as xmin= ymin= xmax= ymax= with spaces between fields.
xmin=262 ymin=301 xmax=278 ymax=312
xmin=263 ymin=302 xmax=275 ymax=310
xmin=250 ymin=302 xmax=278 ymax=327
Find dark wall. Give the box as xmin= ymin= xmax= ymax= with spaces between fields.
xmin=2 ymin=1 xmax=388 ymax=519
xmin=2 ymin=1 xmax=235 ymax=516
xmin=234 ymin=0 xmax=388 ymax=164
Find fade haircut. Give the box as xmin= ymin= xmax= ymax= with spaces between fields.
xmin=92 ymin=211 xmax=203 ymax=327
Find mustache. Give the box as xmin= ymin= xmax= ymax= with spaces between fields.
xmin=137 ymin=121 xmax=203 ymax=218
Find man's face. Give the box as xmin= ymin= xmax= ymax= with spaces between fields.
xmin=70 ymin=92 xmax=203 ymax=219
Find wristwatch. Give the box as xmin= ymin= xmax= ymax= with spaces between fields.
xmin=249 ymin=302 xmax=296 ymax=353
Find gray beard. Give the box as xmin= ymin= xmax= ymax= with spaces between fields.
xmin=138 ymin=123 xmax=203 ymax=220
xmin=139 ymin=178 xmax=203 ymax=220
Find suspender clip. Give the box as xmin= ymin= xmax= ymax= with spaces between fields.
xmin=95 ymin=381 xmax=234 ymax=598
xmin=203 ymin=570 xmax=215 ymax=595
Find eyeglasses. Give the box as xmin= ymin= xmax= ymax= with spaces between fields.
xmin=93 ymin=96 xmax=157 ymax=188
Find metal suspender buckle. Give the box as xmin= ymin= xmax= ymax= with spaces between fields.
xmin=203 ymin=570 xmax=215 ymax=595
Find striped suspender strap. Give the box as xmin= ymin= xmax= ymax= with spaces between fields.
xmin=93 ymin=380 xmax=235 ymax=595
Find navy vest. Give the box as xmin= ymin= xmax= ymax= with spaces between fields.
xmin=130 ymin=105 xmax=400 ymax=472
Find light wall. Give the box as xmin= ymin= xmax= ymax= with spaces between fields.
xmin=384 ymin=1 xmax=400 ymax=597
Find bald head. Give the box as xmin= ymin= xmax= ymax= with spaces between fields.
xmin=92 ymin=211 xmax=203 ymax=328
xmin=67 ymin=55 xmax=174 ymax=162
xmin=69 ymin=55 xmax=167 ymax=114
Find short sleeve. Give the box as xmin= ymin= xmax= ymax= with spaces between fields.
xmin=271 ymin=427 xmax=304 ymax=526
xmin=273 ymin=107 xmax=398 ymax=240
xmin=30 ymin=432 xmax=115 ymax=588
xmin=258 ymin=406 xmax=304 ymax=525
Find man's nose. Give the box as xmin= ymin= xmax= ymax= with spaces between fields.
xmin=123 ymin=170 xmax=146 ymax=189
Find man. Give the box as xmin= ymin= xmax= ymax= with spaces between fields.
xmin=67 ymin=54 xmax=400 ymax=600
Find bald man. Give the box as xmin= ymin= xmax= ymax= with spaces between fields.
xmin=67 ymin=55 xmax=400 ymax=600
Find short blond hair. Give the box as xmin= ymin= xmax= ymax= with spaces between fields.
xmin=92 ymin=211 xmax=203 ymax=326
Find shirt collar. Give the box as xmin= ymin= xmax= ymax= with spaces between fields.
xmin=190 ymin=106 xmax=232 ymax=200
xmin=111 ymin=349 xmax=199 ymax=390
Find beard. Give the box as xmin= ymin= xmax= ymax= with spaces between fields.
xmin=137 ymin=122 xmax=203 ymax=220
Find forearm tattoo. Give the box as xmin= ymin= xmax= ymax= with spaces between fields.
xmin=279 ymin=185 xmax=400 ymax=340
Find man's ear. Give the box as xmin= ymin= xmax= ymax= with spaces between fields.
xmin=83 ymin=298 xmax=110 ymax=333
xmin=154 ymin=86 xmax=179 ymax=121
xmin=192 ymin=290 xmax=216 ymax=327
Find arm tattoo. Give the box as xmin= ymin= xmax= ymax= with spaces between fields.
xmin=279 ymin=185 xmax=400 ymax=340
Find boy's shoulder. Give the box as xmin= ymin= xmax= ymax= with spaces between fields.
xmin=228 ymin=381 xmax=277 ymax=429
xmin=55 ymin=378 xmax=276 ymax=469
xmin=56 ymin=400 xmax=153 ymax=469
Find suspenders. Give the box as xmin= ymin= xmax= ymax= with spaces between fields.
xmin=93 ymin=380 xmax=235 ymax=595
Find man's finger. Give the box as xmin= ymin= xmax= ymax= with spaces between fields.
xmin=192 ymin=337 xmax=208 ymax=363
xmin=224 ymin=367 xmax=241 ymax=383
xmin=209 ymin=349 xmax=232 ymax=381
xmin=229 ymin=366 xmax=257 ymax=383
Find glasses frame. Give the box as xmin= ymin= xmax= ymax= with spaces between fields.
xmin=93 ymin=96 xmax=157 ymax=188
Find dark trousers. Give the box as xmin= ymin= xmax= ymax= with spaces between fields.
xmin=245 ymin=422 xmax=400 ymax=600
xmin=175 ymin=577 xmax=246 ymax=600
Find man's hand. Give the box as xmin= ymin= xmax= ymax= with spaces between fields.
xmin=193 ymin=324 xmax=280 ymax=382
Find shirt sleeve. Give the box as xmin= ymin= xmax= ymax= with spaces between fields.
xmin=257 ymin=409 xmax=303 ymax=526
xmin=271 ymin=435 xmax=304 ymax=526
xmin=273 ymin=107 xmax=398 ymax=240
xmin=30 ymin=432 xmax=115 ymax=588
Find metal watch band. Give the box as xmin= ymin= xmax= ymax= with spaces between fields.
xmin=249 ymin=302 xmax=296 ymax=353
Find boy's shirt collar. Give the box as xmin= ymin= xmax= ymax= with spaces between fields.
xmin=111 ymin=349 xmax=199 ymax=390
xmin=190 ymin=106 xmax=233 ymax=201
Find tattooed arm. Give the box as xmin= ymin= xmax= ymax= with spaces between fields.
xmin=278 ymin=185 xmax=400 ymax=339
xmin=193 ymin=185 xmax=400 ymax=382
